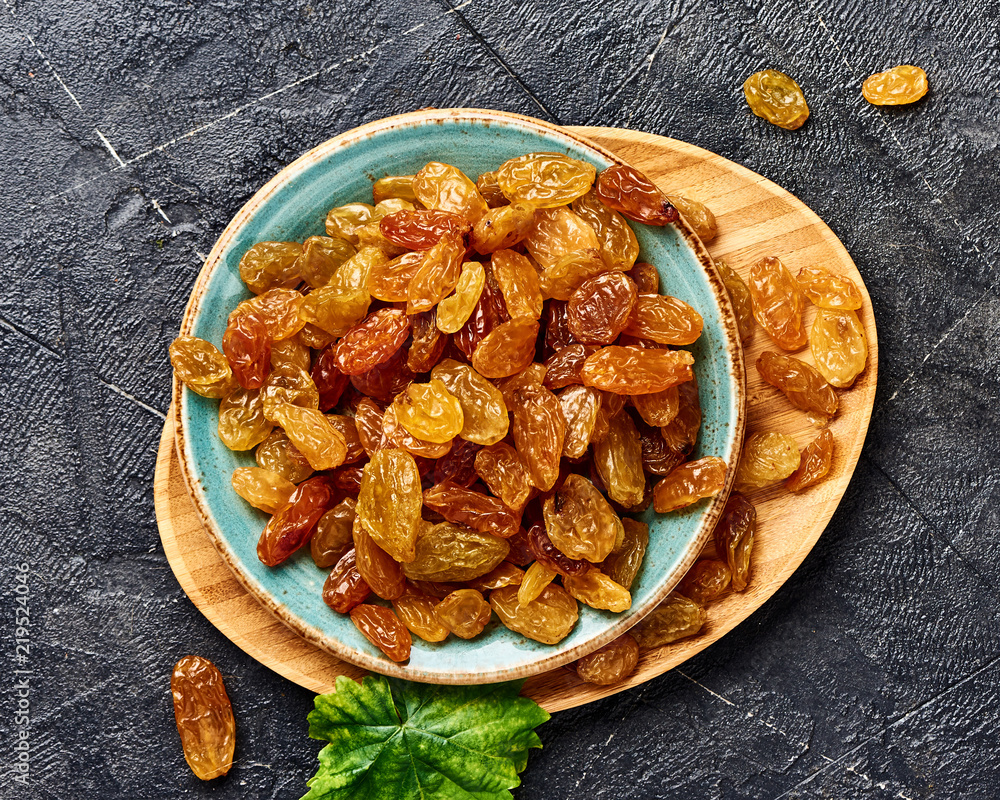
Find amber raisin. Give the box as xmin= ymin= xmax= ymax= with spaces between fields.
xmin=743 ymin=69 xmax=809 ymax=130
xmin=350 ymin=604 xmax=411 ymax=662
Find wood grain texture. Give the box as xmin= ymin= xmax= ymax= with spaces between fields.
xmin=153 ymin=127 xmax=877 ymax=712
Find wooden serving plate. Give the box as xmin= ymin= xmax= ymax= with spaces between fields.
xmin=154 ymin=126 xmax=878 ymax=712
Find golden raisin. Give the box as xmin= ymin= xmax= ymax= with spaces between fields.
xmin=786 ymin=428 xmax=834 ymax=492
xmin=743 ymin=69 xmax=809 ymax=130
xmin=862 ymin=65 xmax=928 ymax=106
xmin=171 ymin=655 xmax=235 ymax=781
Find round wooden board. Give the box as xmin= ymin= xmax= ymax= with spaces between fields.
xmin=154 ymin=126 xmax=877 ymax=713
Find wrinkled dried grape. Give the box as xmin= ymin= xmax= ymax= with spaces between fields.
xmin=543 ymin=474 xmax=622 ymax=562
xmin=678 ymin=559 xmax=731 ymax=604
xmin=437 ymin=261 xmax=485 ymax=334
xmin=633 ymin=385 xmax=680 ymax=428
xmin=171 ymin=655 xmax=235 ymax=781
xmin=628 ymin=262 xmax=660 ymax=294
xmin=476 ymin=171 xmax=508 ymax=207
xmin=454 ymin=262 xmax=509 ymax=357
xmin=668 ymin=195 xmax=718 ymax=242
xmin=576 ymin=634 xmax=639 ymax=685
xmin=219 ymin=388 xmax=273 ymax=451
xmin=431 ymin=359 xmax=509 ymax=446
xmin=568 ymin=272 xmax=637 ymax=344
xmin=660 ymin=378 xmax=701 ymax=453
xmin=390 ymin=379 xmax=464 ymax=444
xmin=435 ymin=589 xmax=492 ymax=639
xmin=524 ymin=206 xmax=601 ymax=269
xmin=357 ymin=448 xmax=423 ymax=563
xmin=595 ymin=164 xmax=679 ymax=226
xmin=255 ymin=429 xmax=313 ymax=483
xmin=423 ymin=482 xmax=521 ymax=540
xmin=322 ymin=549 xmax=370 ymax=614
xmin=326 ymin=203 xmax=374 ymax=245
xmin=350 ymin=604 xmax=411 ymax=662
xmin=734 ymin=432 xmax=800 ymax=492
xmin=298 ymin=285 xmax=371 ymax=337
xmin=496 ymin=152 xmax=596 ymax=208
xmin=756 ymin=350 xmax=838 ymax=420
xmin=261 ymin=362 xmax=320 ymax=420
xmin=382 ymin=402 xmax=453 ymax=459
xmin=810 ymin=309 xmax=867 ymax=388
xmin=407 ymin=309 xmax=448 ymax=374
xmin=257 ymin=476 xmax=334 ymax=566
xmin=582 ymin=346 xmax=694 ymax=395
xmin=392 ymin=592 xmax=449 ymax=642
xmin=653 ymin=457 xmax=728 ymax=513
xmin=593 ymin=412 xmax=646 ymax=507
xmin=353 ymin=523 xmax=406 ymax=601
xmin=637 ymin=418 xmax=686 ymax=476
xmin=170 ymin=336 xmax=236 ymax=398
xmin=624 ymin=294 xmax=703 ymax=345
xmin=716 ymin=259 xmax=754 ymax=343
xmin=797 ymin=266 xmax=863 ymax=310
xmin=474 ymin=443 xmax=533 ymax=511
xmin=749 ymin=256 xmax=808 ymax=351
xmin=311 ymin=498 xmax=357 ymax=569
xmin=743 ymin=69 xmax=809 ymax=130
xmin=601 ymin=518 xmax=648 ymax=590
xmin=412 ymin=162 xmax=488 ymax=223
xmin=231 ymin=467 xmax=296 ymax=514
xmin=634 ymin=593 xmax=705 ymax=648
xmin=716 ymin=493 xmax=755 ymax=592
xmin=511 ymin=381 xmax=566 ymax=491
xmin=472 ymin=316 xmax=540 ymax=379
xmin=544 ymin=344 xmax=599 ymax=390
xmin=239 ymin=241 xmax=302 ymax=294
xmin=311 ymin=345 xmax=350 ymax=412
xmin=269 ymin=403 xmax=347 ymax=471
xmin=402 ymin=520 xmax=509 ymax=583
xmin=366 ymin=251 xmax=424 ymax=302
xmin=223 ymin=310 xmax=271 ymax=390
xmin=407 ymin=232 xmax=466 ymax=314
xmin=571 ymin=189 xmax=639 ymax=271
xmin=350 ymin=345 xmax=415 ymax=404
xmin=862 ymin=65 xmax=928 ymax=106
xmin=517 ymin=561 xmax=557 ymax=607
xmin=786 ymin=428 xmax=834 ymax=492
xmin=372 ymin=175 xmax=417 ymax=204
xmin=432 ymin=438 xmax=481 ymax=488
xmin=270 ymin=335 xmax=311 ymax=372
xmin=559 ymin=384 xmax=602 ymax=459
xmin=470 ymin=201 xmax=536 ymax=254
xmin=564 ymin=570 xmax=631 ymax=612
xmin=468 ymin=563 xmax=525 ymax=593
xmin=297 ymin=236 xmax=357 ymax=289
xmin=380 ymin=209 xmax=470 ymax=251
xmin=539 ymin=248 xmax=607 ymax=302
xmin=490 ymin=584 xmax=578 ymax=645
xmin=333 ymin=308 xmax=411 ymax=375
xmin=492 ymin=249 xmax=544 ymax=320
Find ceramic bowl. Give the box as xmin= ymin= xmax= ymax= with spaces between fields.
xmin=172 ymin=108 xmax=746 ymax=684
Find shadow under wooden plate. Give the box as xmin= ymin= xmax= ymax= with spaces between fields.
xmin=153 ymin=126 xmax=878 ymax=712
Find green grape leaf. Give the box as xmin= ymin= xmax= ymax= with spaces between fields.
xmin=301 ymin=674 xmax=549 ymax=800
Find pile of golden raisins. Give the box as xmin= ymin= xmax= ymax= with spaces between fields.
xmin=171 ymin=153 xmax=737 ymax=674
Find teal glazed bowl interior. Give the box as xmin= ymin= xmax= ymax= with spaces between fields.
xmin=174 ymin=108 xmax=746 ymax=684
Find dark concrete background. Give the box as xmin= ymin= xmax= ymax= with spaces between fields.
xmin=1 ymin=0 xmax=998 ymax=797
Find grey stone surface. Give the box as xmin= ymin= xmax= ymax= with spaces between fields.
xmin=0 ymin=0 xmax=998 ymax=797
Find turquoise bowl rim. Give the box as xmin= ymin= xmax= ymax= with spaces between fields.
xmin=172 ymin=108 xmax=746 ymax=684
